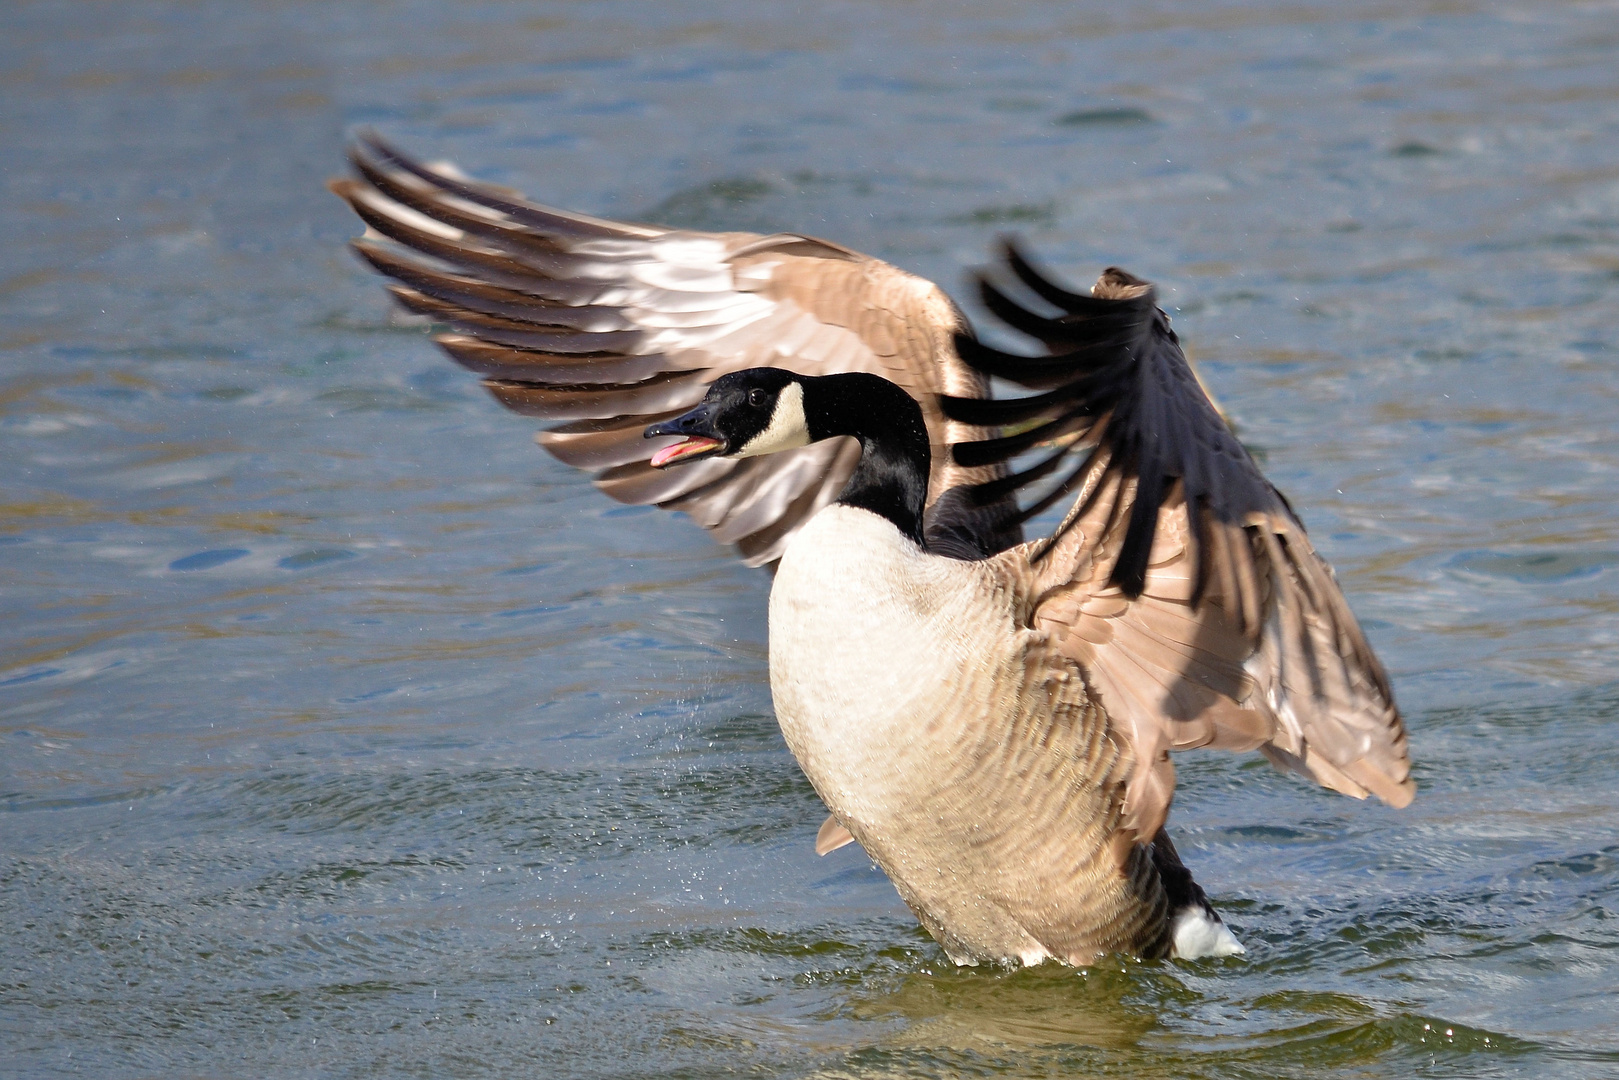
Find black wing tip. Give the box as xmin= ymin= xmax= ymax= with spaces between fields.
xmin=955 ymin=245 xmax=1219 ymax=603
xmin=963 ymin=248 xmax=1161 ymax=367
xmin=349 ymin=128 xmax=401 ymax=169
xmin=1107 ymin=563 xmax=1149 ymax=600
xmin=1000 ymin=238 xmax=1095 ymax=311
xmin=989 ymin=240 xmax=1159 ymax=312
xmin=954 ymin=242 xmax=1299 ymax=622
xmin=350 ymin=130 xmax=461 ymax=187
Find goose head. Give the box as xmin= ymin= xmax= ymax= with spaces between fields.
xmin=643 ymin=369 xmax=812 ymax=469
xmin=645 ymin=368 xmax=932 ymax=544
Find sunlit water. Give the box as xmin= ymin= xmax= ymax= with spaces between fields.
xmin=4 ymin=2 xmax=1619 ymax=1076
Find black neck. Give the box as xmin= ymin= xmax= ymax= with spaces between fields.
xmin=801 ymin=373 xmax=930 ymax=546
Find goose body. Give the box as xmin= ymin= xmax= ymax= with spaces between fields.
xmin=333 ymin=134 xmax=1414 ymax=966
xmin=772 ymin=505 xmax=1170 ymax=963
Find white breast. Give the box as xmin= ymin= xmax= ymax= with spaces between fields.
xmin=769 ymin=507 xmax=1010 ymax=813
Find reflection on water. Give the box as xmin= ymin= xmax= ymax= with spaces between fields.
xmin=847 ymin=963 xmax=1163 ymax=1054
xmin=4 ymin=0 xmax=1619 ymax=1077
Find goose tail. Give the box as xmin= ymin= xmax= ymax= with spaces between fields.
xmin=1151 ymin=830 xmax=1246 ymax=959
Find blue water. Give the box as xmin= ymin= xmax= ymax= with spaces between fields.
xmin=4 ymin=2 xmax=1618 ymax=1076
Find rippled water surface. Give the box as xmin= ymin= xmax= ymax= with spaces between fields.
xmin=5 ymin=2 xmax=1619 ymax=1076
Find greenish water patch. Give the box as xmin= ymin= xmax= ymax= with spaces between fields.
xmin=947 ymin=201 xmax=1057 ymax=225
xmin=1057 ymin=106 xmax=1156 ymax=126
xmin=645 ymin=176 xmax=782 ymax=231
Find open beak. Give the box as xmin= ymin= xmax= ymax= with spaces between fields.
xmin=644 ymin=404 xmax=727 ymax=468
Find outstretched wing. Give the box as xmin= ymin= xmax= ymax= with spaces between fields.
xmin=331 ymin=132 xmax=1017 ymax=565
xmin=946 ymin=249 xmax=1413 ymax=841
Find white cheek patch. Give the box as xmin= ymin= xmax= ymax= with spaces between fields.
xmin=737 ymin=381 xmax=812 ymax=457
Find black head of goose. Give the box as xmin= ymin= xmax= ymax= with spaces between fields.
xmin=646 ymin=370 xmax=931 ymax=546
xmin=333 ymin=133 xmax=1415 ymax=967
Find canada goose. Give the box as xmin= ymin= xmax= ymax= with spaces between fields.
xmin=331 ymin=133 xmax=1414 ymax=965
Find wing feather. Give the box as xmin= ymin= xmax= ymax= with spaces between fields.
xmin=957 ymin=248 xmax=1413 ymax=840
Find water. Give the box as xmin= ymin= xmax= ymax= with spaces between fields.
xmin=4 ymin=1 xmax=1618 ymax=1076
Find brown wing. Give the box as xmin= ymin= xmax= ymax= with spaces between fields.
xmin=947 ymin=248 xmax=1413 ymax=842
xmin=331 ymin=132 xmax=1017 ymax=565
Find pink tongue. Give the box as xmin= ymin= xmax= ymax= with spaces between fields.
xmin=650 ymin=436 xmax=721 ymax=468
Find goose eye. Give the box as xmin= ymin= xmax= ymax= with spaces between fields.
xmin=748 ymin=388 xmax=769 ymax=408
